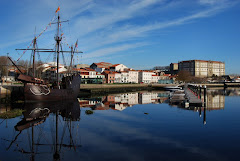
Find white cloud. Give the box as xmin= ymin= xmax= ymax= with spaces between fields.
xmin=199 ymin=0 xmax=227 ymax=5
xmin=82 ymin=43 xmax=146 ymax=59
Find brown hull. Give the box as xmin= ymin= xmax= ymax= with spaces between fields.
xmin=24 ymin=75 xmax=81 ymax=102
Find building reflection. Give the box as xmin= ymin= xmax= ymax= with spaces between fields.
xmin=77 ymin=88 xmax=240 ymax=125
xmin=78 ymin=91 xmax=170 ymax=111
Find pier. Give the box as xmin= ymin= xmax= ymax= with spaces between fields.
xmin=169 ymin=84 xmax=206 ymax=107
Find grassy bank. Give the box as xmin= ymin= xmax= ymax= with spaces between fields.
xmin=0 ymin=109 xmax=24 ymax=119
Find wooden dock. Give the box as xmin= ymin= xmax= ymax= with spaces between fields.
xmin=184 ymin=87 xmax=202 ymax=106
xmin=169 ymin=85 xmax=203 ymax=107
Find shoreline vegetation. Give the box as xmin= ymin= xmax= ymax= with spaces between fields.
xmin=0 ymin=109 xmax=24 ymax=119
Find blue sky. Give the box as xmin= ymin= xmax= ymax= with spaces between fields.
xmin=0 ymin=0 xmax=240 ymax=74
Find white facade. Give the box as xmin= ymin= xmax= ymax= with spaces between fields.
xmin=121 ymin=72 xmax=129 ymax=83
xmin=151 ymin=75 xmax=160 ymax=83
xmin=128 ymin=70 xmax=139 ymax=83
xmin=114 ymin=73 xmax=121 ymax=83
xmin=110 ymin=64 xmax=128 ymax=72
xmin=89 ymin=71 xmax=97 ymax=78
xmin=138 ymin=71 xmax=155 ymax=84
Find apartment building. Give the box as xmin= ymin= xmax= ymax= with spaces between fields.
xmin=178 ymin=60 xmax=225 ymax=77
xmin=138 ymin=71 xmax=155 ymax=83
xmin=127 ymin=69 xmax=139 ymax=83
xmin=151 ymin=75 xmax=160 ymax=83
xmin=120 ymin=71 xmax=129 ymax=83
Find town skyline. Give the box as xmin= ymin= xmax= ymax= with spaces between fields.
xmin=0 ymin=0 xmax=239 ymax=74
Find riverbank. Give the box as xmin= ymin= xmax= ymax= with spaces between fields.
xmin=79 ymin=84 xmax=178 ymax=96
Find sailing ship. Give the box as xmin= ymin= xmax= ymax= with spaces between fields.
xmin=8 ymin=7 xmax=82 ymax=102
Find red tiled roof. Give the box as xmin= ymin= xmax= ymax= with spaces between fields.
xmin=111 ymin=64 xmax=120 ymax=67
xmin=84 ymin=67 xmax=95 ymax=71
xmin=94 ymin=62 xmax=113 ymax=68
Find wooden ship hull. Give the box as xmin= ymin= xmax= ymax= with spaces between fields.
xmin=22 ymin=75 xmax=81 ymax=102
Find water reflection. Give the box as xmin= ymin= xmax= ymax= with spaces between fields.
xmin=1 ymin=100 xmax=81 ymax=161
xmin=77 ymin=89 xmax=240 ymax=125
xmin=78 ymin=91 xmax=170 ymax=111
xmin=1 ymin=89 xmax=240 ymax=161
xmin=77 ymin=89 xmax=239 ymax=111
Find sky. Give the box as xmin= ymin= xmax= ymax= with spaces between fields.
xmin=0 ymin=0 xmax=240 ymax=74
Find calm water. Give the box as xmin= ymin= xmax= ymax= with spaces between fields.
xmin=0 ymin=89 xmax=240 ymax=161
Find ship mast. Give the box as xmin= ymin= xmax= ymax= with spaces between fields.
xmin=33 ymin=37 xmax=37 ymax=78
xmin=55 ymin=13 xmax=62 ymax=88
xmin=15 ymin=7 xmax=83 ymax=85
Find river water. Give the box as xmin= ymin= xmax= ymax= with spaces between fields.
xmin=0 ymin=88 xmax=240 ymax=161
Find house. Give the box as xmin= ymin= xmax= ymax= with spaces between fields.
xmin=126 ymin=69 xmax=139 ymax=83
xmin=102 ymin=71 xmax=115 ymax=83
xmin=110 ymin=64 xmax=128 ymax=72
xmin=90 ymin=62 xmax=113 ymax=73
xmin=114 ymin=72 xmax=121 ymax=83
xmin=151 ymin=75 xmax=160 ymax=83
xmin=138 ymin=70 xmax=155 ymax=84
xmin=120 ymin=71 xmax=129 ymax=83
xmin=73 ymin=68 xmax=104 ymax=84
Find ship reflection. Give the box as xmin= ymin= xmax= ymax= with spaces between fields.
xmin=4 ymin=100 xmax=81 ymax=161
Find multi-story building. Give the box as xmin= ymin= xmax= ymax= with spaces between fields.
xmin=114 ymin=72 xmax=121 ymax=83
xmin=151 ymin=75 xmax=160 ymax=83
xmin=126 ymin=69 xmax=139 ymax=83
xmin=120 ymin=71 xmax=129 ymax=83
xmin=178 ymin=60 xmax=225 ymax=77
xmin=138 ymin=70 xmax=155 ymax=84
xmin=102 ymin=71 xmax=115 ymax=83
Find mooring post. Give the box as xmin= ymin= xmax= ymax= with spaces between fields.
xmin=203 ymin=85 xmax=207 ymax=107
xmin=199 ymin=85 xmax=202 ymax=99
xmin=203 ymin=85 xmax=207 ymax=125
xmin=203 ymin=106 xmax=206 ymax=125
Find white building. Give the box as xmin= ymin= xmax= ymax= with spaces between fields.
xmin=138 ymin=71 xmax=155 ymax=84
xmin=121 ymin=72 xmax=129 ymax=83
xmin=110 ymin=64 xmax=128 ymax=72
xmin=127 ymin=69 xmax=139 ymax=83
xmin=114 ymin=72 xmax=121 ymax=83
xmin=151 ymin=75 xmax=160 ymax=83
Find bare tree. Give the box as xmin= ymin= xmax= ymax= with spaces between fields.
xmin=176 ymin=70 xmax=192 ymax=83
xmin=0 ymin=56 xmax=11 ymax=76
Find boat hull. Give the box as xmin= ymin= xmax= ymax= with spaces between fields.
xmin=24 ymin=75 xmax=81 ymax=102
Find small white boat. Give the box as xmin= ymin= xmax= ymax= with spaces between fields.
xmin=164 ymin=85 xmax=182 ymax=91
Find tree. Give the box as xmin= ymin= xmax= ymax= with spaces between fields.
xmin=176 ymin=70 xmax=192 ymax=82
xmin=0 ymin=56 xmax=11 ymax=76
